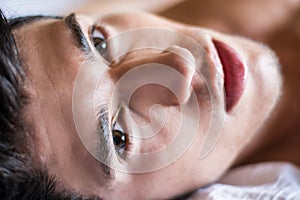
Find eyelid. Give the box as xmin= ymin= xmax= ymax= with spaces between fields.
xmin=92 ymin=28 xmax=105 ymax=40
xmin=111 ymin=105 xmax=121 ymax=126
xmin=114 ymin=121 xmax=123 ymax=132
xmin=90 ymin=25 xmax=109 ymax=43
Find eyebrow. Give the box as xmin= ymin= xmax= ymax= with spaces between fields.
xmin=64 ymin=13 xmax=91 ymax=53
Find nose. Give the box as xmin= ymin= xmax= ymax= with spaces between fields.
xmin=111 ymin=45 xmax=196 ymax=107
xmin=162 ymin=46 xmax=196 ymax=103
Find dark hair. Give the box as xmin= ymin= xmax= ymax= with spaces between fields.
xmin=0 ymin=9 xmax=100 ymax=200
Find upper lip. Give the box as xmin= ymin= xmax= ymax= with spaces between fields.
xmin=212 ymin=39 xmax=246 ymax=112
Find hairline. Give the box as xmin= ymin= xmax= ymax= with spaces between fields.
xmin=9 ymin=15 xmax=63 ymax=29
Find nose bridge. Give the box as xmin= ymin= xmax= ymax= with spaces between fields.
xmin=110 ymin=46 xmax=196 ymax=113
xmin=106 ymin=27 xmax=210 ymax=115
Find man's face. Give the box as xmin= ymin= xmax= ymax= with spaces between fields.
xmin=14 ymin=12 xmax=281 ymax=199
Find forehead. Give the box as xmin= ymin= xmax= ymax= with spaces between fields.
xmin=13 ymin=17 xmax=85 ymax=80
xmin=12 ymin=17 xmax=85 ymax=144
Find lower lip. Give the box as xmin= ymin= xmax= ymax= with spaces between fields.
xmin=213 ymin=40 xmax=245 ymax=112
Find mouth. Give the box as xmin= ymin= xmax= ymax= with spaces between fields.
xmin=212 ymin=39 xmax=245 ymax=112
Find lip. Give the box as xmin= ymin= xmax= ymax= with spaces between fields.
xmin=212 ymin=39 xmax=245 ymax=112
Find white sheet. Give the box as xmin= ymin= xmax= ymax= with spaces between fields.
xmin=188 ymin=162 xmax=300 ymax=200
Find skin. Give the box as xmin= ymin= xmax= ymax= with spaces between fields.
xmin=14 ymin=11 xmax=281 ymax=199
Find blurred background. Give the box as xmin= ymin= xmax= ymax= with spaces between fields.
xmin=0 ymin=0 xmax=185 ymax=18
xmin=0 ymin=0 xmax=93 ymax=17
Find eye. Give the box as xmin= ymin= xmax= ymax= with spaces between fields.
xmin=91 ymin=28 xmax=107 ymax=57
xmin=112 ymin=122 xmax=129 ymax=154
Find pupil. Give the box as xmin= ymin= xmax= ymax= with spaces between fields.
xmin=113 ymin=130 xmax=126 ymax=149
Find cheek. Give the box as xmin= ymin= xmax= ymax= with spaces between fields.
xmin=129 ymin=84 xmax=180 ymax=112
xmin=137 ymin=108 xmax=182 ymax=154
xmin=114 ymin=140 xmax=225 ymax=199
xmin=234 ymin=52 xmax=280 ymax=131
xmin=253 ymin=55 xmax=282 ymax=109
xmin=111 ymin=160 xmax=197 ymax=199
xmin=101 ymin=12 xmax=175 ymax=33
